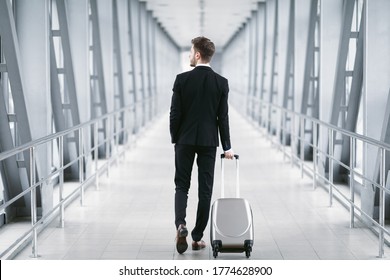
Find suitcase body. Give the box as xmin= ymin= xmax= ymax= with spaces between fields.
xmin=210 ymin=154 xmax=254 ymax=258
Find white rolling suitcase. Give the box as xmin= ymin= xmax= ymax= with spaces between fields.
xmin=210 ymin=154 xmax=254 ymax=258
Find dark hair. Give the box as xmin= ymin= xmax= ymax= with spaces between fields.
xmin=191 ymin=36 xmax=215 ymax=62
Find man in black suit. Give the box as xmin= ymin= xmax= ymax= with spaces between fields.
xmin=170 ymin=36 xmax=234 ymax=254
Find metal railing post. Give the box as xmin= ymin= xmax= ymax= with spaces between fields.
xmin=349 ymin=137 xmax=355 ymax=228
xmin=106 ymin=117 xmax=111 ymax=177
xmin=300 ymin=117 xmax=305 ymax=178
xmin=328 ymin=128 xmax=334 ymax=207
xmin=29 ymin=147 xmax=39 ymax=258
xmin=125 ymin=107 xmax=132 ymax=152
xmin=378 ymin=148 xmax=385 ymax=258
xmin=79 ymin=128 xmax=84 ymax=206
xmin=94 ymin=121 xmax=99 ymax=190
xmin=265 ymin=104 xmax=272 ymax=141
xmin=282 ymin=111 xmax=286 ymax=161
xmin=291 ymin=112 xmax=295 ymax=167
xmin=59 ymin=136 xmax=65 ymax=228
xmin=114 ymin=112 xmax=119 ymax=161
xmin=313 ymin=122 xmax=318 ymax=190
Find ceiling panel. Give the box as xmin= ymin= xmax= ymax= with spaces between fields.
xmin=142 ymin=0 xmax=262 ymax=50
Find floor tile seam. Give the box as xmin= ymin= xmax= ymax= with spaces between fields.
xmin=57 ymin=203 xmax=124 ymax=259
xmin=62 ymin=236 xmax=112 ymax=257
xmin=297 ymin=218 xmax=358 ymax=260
xmin=22 ymin=223 xmax=81 ymax=260
xmin=252 ymin=203 xmax=291 ymax=260
xmin=302 ymin=187 xmax=385 ymax=259
xmin=285 ymin=193 xmax=340 ymax=260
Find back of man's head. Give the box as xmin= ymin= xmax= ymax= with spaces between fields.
xmin=191 ymin=36 xmax=215 ymax=63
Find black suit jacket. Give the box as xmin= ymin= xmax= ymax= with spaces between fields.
xmin=169 ymin=66 xmax=231 ymax=151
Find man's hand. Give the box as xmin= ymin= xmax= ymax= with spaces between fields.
xmin=224 ymin=149 xmax=235 ymax=160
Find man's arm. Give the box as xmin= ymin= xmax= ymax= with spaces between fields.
xmin=217 ymin=78 xmax=233 ymax=158
xmin=169 ymin=76 xmax=182 ymax=143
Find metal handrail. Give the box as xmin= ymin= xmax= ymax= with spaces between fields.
xmin=0 ymin=105 xmax=133 ymax=211
xmin=246 ymin=97 xmax=389 ymax=258
xmin=0 ymin=102 xmax=150 ymax=259
xmin=0 ymin=105 xmax=134 ymax=162
xmin=250 ymin=96 xmax=390 ymax=151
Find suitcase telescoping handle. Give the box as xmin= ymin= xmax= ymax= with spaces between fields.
xmin=220 ymin=154 xmax=240 ymax=199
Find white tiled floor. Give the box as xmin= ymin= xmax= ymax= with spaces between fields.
xmin=13 ymin=108 xmax=390 ymax=260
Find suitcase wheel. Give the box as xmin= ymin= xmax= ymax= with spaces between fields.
xmin=212 ymin=240 xmax=222 ymax=258
xmin=245 ymin=246 xmax=251 ymax=258
xmin=244 ymin=240 xmax=253 ymax=258
xmin=213 ymin=248 xmax=218 ymax=258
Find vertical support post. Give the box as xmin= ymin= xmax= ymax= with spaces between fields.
xmin=268 ymin=0 xmax=279 ymax=136
xmin=127 ymin=0 xmax=138 ymax=135
xmin=59 ymin=135 xmax=65 ymax=228
xmin=319 ymin=0 xmax=343 ymax=188
xmin=329 ymin=128 xmax=334 ymax=207
xmin=280 ymin=0 xmax=295 ymax=145
xmin=300 ymin=117 xmax=305 ymax=178
xmin=291 ymin=112 xmax=295 ymax=167
xmin=114 ymin=112 xmax=119 ymax=160
xmin=146 ymin=12 xmax=153 ymax=122
xmin=282 ymin=109 xmax=286 ymax=160
xmin=79 ymin=127 xmax=84 ymax=206
xmin=125 ymin=107 xmax=132 ymax=152
xmin=349 ymin=137 xmax=356 ymax=228
xmin=29 ymin=147 xmax=38 ymax=258
xmin=258 ymin=2 xmax=267 ymax=128
xmin=313 ymin=122 xmax=318 ymax=189
xmin=138 ymin=2 xmax=146 ymax=128
xmin=106 ymin=116 xmax=111 ymax=178
xmin=94 ymin=121 xmax=99 ymax=190
xmin=378 ymin=148 xmax=385 ymax=258
xmin=267 ymin=103 xmax=271 ymax=141
xmin=112 ymin=0 xmax=125 ymax=141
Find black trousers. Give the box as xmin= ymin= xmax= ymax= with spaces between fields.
xmin=174 ymin=144 xmax=217 ymax=242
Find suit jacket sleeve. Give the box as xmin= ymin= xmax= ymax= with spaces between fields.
xmin=169 ymin=75 xmax=182 ymax=143
xmin=217 ymin=78 xmax=231 ymax=151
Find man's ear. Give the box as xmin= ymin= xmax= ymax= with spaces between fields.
xmin=195 ymin=51 xmax=201 ymax=60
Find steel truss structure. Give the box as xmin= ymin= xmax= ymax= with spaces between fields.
xmin=0 ymin=0 xmax=179 ymax=224
xmin=223 ymin=0 xmax=390 ymax=254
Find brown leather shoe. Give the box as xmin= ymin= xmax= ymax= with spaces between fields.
xmin=192 ymin=240 xmax=206 ymax=250
xmin=176 ymin=224 xmax=188 ymax=254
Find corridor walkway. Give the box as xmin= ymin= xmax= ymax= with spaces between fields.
xmin=14 ymin=107 xmax=389 ymax=260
